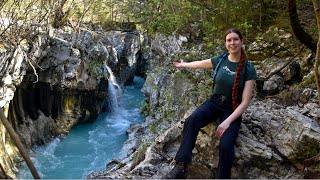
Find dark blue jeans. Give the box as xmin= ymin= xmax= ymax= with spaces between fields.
xmin=174 ymin=94 xmax=242 ymax=179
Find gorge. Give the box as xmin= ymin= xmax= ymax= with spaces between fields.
xmin=0 ymin=26 xmax=145 ymax=178
xmin=0 ymin=25 xmax=320 ymax=179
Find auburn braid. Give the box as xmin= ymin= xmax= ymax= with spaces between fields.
xmin=231 ymin=48 xmax=246 ymax=110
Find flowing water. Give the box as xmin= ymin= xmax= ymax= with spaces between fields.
xmin=16 ymin=76 xmax=145 ymax=179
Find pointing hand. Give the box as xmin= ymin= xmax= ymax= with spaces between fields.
xmin=173 ymin=60 xmax=184 ymax=68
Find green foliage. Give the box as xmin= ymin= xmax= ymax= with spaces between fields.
xmin=151 ymin=85 xmax=159 ymax=90
xmin=139 ymin=100 xmax=150 ymax=116
xmin=186 ymin=51 xmax=204 ymax=62
xmin=175 ymin=71 xmax=187 ymax=78
xmin=150 ymin=125 xmax=157 ymax=134
xmin=1 ymin=0 xmax=311 ymax=46
xmin=164 ymin=109 xmax=174 ymax=120
xmin=2 ymin=0 xmax=309 ymax=52
xmin=116 ymin=0 xmax=297 ymax=51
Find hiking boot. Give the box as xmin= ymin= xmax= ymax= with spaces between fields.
xmin=162 ymin=161 xmax=188 ymax=179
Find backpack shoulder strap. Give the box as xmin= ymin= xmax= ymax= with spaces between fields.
xmin=212 ymin=53 xmax=227 ymax=81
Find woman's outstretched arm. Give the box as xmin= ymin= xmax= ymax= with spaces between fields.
xmin=173 ymin=59 xmax=213 ymax=69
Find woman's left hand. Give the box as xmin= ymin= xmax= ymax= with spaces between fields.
xmin=215 ymin=120 xmax=231 ymax=138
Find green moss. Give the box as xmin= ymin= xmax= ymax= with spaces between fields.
xmin=151 ymin=85 xmax=159 ymax=90
xmin=130 ymin=142 xmax=151 ymax=170
xmin=156 ymin=68 xmax=162 ymax=74
xmin=143 ymin=46 xmax=150 ymax=52
xmin=176 ymin=71 xmax=187 ymax=78
xmin=295 ymin=138 xmax=320 ymax=164
xmin=150 ymin=125 xmax=157 ymax=134
xmin=302 ymin=74 xmax=315 ymax=87
xmin=165 ymin=96 xmax=172 ymax=103
xmin=139 ymin=101 xmax=150 ymax=116
xmin=163 ymin=109 xmax=175 ymax=121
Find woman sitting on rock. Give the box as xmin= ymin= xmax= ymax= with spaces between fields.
xmin=163 ymin=28 xmax=257 ymax=179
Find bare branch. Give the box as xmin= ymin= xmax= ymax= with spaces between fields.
xmin=23 ymin=51 xmax=39 ymax=83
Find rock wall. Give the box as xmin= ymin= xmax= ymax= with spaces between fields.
xmin=0 ymin=26 xmax=142 ymax=178
xmin=88 ymin=30 xmax=320 ymax=179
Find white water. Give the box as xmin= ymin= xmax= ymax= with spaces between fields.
xmin=105 ymin=65 xmax=122 ymax=112
xmin=16 ymin=76 xmax=145 ymax=179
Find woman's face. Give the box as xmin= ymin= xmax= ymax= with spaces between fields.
xmin=225 ymin=32 xmax=242 ymax=54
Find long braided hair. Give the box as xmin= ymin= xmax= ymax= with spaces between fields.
xmin=224 ymin=28 xmax=246 ymax=110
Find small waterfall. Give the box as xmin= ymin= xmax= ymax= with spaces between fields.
xmin=105 ymin=65 xmax=122 ymax=112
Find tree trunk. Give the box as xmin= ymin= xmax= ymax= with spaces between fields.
xmin=0 ymin=108 xmax=40 ymax=179
xmin=312 ymin=0 xmax=320 ymax=104
xmin=288 ymin=0 xmax=317 ymax=53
